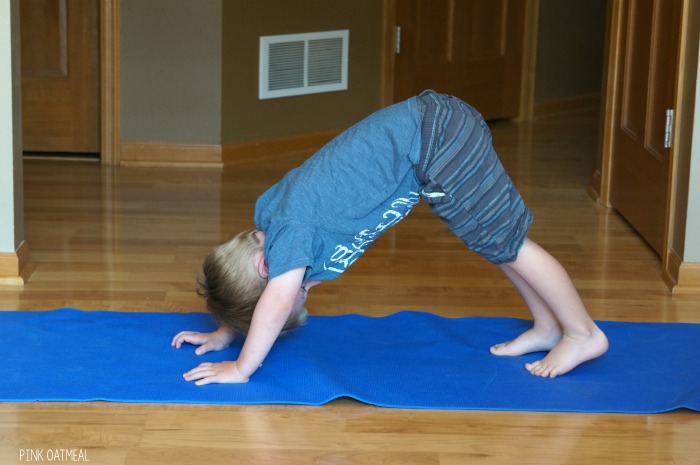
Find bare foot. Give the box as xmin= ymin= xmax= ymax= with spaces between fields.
xmin=525 ymin=327 xmax=608 ymax=378
xmin=490 ymin=326 xmax=562 ymax=357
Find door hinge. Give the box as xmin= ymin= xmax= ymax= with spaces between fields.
xmin=395 ymin=25 xmax=401 ymax=54
xmin=664 ymin=108 xmax=674 ymax=149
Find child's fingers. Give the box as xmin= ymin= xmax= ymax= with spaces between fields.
xmin=183 ymin=363 xmax=221 ymax=385
xmin=183 ymin=362 xmax=212 ymax=381
xmin=194 ymin=344 xmax=213 ymax=356
xmin=171 ymin=331 xmax=192 ymax=347
xmin=194 ymin=375 xmax=218 ymax=386
xmin=171 ymin=331 xmax=203 ymax=348
xmin=182 ymin=361 xmax=249 ymax=385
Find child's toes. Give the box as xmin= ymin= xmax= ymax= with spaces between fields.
xmin=525 ymin=360 xmax=549 ymax=377
xmin=489 ymin=342 xmax=507 ymax=355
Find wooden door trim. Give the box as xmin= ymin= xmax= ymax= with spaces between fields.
xmin=517 ymin=0 xmax=539 ymax=121
xmin=663 ymin=0 xmax=698 ymax=290
xmin=99 ymin=0 xmax=120 ymax=165
xmin=381 ymin=0 xmax=396 ymax=108
xmin=0 ymin=240 xmax=29 ymax=285
xmin=380 ymin=0 xmax=539 ymax=118
xmin=594 ymin=0 xmax=624 ymax=208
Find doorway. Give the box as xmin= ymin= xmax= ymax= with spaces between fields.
xmin=389 ymin=0 xmax=527 ymax=120
xmin=597 ymin=0 xmax=686 ymax=263
xmin=20 ymin=0 xmax=100 ymax=156
xmin=19 ymin=0 xmax=120 ymax=164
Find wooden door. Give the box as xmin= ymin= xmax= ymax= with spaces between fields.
xmin=609 ymin=0 xmax=682 ymax=256
xmin=20 ymin=0 xmax=100 ymax=153
xmin=393 ymin=0 xmax=526 ymax=120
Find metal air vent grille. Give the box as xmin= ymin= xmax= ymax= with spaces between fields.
xmin=259 ymin=30 xmax=349 ymax=99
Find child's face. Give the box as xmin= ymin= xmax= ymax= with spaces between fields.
xmin=253 ymin=230 xmax=321 ymax=317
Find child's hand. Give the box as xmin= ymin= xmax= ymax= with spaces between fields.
xmin=171 ymin=326 xmax=236 ymax=355
xmin=183 ymin=361 xmax=250 ymax=385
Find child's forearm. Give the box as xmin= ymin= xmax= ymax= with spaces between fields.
xmin=234 ymin=267 xmax=305 ymax=378
xmin=235 ymin=313 xmax=287 ymax=378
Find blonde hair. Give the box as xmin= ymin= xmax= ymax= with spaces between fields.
xmin=197 ymin=229 xmax=308 ymax=335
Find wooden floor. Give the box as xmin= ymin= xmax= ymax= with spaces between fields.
xmin=2 ymin=111 xmax=699 ymax=464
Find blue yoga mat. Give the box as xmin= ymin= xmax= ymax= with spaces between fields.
xmin=3 ymin=309 xmax=699 ymax=413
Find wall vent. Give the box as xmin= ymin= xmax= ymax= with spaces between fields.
xmin=259 ymin=30 xmax=349 ymax=100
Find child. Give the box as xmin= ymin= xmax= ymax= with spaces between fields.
xmin=171 ymin=90 xmax=608 ymax=385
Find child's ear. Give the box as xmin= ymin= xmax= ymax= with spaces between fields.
xmin=257 ymin=255 xmax=269 ymax=279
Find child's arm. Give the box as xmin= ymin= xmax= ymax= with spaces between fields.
xmin=182 ymin=267 xmax=305 ymax=385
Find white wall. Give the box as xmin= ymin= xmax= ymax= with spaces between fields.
xmin=0 ymin=0 xmax=23 ymax=253
xmin=687 ymin=163 xmax=700 ymax=260
xmin=686 ymin=43 xmax=700 ymax=262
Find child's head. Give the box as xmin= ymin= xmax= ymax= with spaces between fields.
xmin=197 ymin=229 xmax=308 ymax=335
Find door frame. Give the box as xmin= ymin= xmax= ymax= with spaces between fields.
xmin=99 ymin=0 xmax=120 ymax=165
xmin=380 ymin=0 xmax=540 ymax=120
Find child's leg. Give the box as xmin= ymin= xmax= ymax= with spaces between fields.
xmin=494 ymin=237 xmax=608 ymax=378
xmin=490 ymin=265 xmax=562 ymax=356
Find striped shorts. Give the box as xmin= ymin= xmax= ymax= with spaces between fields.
xmin=415 ymin=90 xmax=533 ymax=264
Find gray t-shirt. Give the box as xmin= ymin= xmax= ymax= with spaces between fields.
xmin=254 ymin=97 xmax=422 ymax=281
